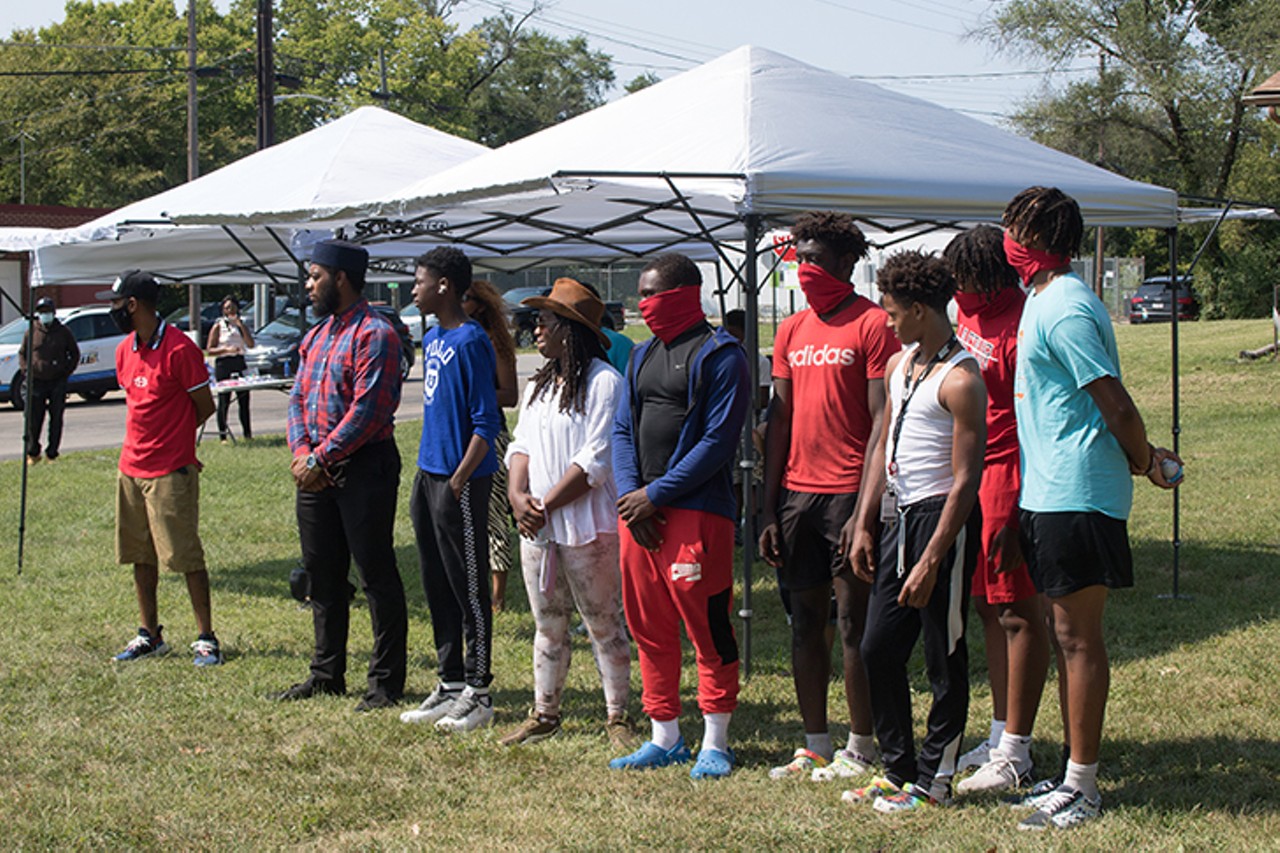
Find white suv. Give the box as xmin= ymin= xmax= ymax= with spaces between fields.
xmin=0 ymin=305 xmax=128 ymax=409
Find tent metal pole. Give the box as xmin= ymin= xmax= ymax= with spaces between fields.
xmin=221 ymin=225 xmax=288 ymax=286
xmin=0 ymin=280 xmax=36 ymax=575
xmin=740 ymin=214 xmax=761 ymax=679
xmin=1168 ymin=227 xmax=1183 ymax=598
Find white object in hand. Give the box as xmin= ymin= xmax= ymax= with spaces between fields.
xmin=1159 ymin=457 xmax=1183 ymax=484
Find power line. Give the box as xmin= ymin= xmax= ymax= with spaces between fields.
xmin=0 ymin=67 xmax=183 ymax=77
xmin=809 ymin=0 xmax=961 ymax=37
xmin=851 ymin=66 xmax=1093 ymax=81
xmin=0 ymin=41 xmax=185 ymax=52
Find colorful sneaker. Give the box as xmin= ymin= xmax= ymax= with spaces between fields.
xmin=609 ymin=737 xmax=691 ymax=770
xmin=399 ymin=684 xmax=461 ymax=725
xmin=191 ymin=634 xmax=223 ymax=667
xmin=605 ymin=714 xmax=641 ymax=751
xmin=1017 ymin=785 xmax=1103 ymax=831
xmin=769 ymin=748 xmax=827 ymax=780
xmin=690 ymin=747 xmax=735 ymax=780
xmin=1004 ymin=776 xmax=1062 ymax=809
xmin=434 ymin=686 xmax=494 ymax=733
xmin=957 ymin=740 xmax=992 ymax=772
xmin=956 ymin=748 xmax=1032 ymax=795
xmin=812 ymin=748 xmax=876 ymax=781
xmin=499 ymin=710 xmax=561 ymax=746
xmin=113 ymin=627 xmax=170 ymax=662
xmin=873 ymin=782 xmax=941 ymax=813
xmin=841 ymin=776 xmax=901 ymax=804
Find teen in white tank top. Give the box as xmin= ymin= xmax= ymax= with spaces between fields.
xmin=884 ymin=343 xmax=976 ymax=506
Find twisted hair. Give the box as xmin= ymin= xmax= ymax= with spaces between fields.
xmin=529 ymin=317 xmax=608 ymax=415
xmin=791 ymin=211 xmax=870 ymax=261
xmin=943 ymin=225 xmax=1020 ymax=297
xmin=465 ymin=279 xmax=516 ymax=368
xmin=1002 ymin=186 xmax=1083 ymax=258
xmin=876 ymin=249 xmax=955 ymax=314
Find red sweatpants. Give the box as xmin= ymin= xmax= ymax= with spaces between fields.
xmin=618 ymin=506 xmax=740 ymax=721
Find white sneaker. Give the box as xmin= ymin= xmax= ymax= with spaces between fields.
xmin=956 ymin=748 xmax=1033 ymax=794
xmin=399 ymin=684 xmax=461 ymax=725
xmin=812 ymin=748 xmax=876 ymax=781
xmin=957 ymin=740 xmax=992 ymax=772
xmin=1017 ymin=785 xmax=1103 ymax=831
xmin=434 ymin=686 xmax=494 ymax=733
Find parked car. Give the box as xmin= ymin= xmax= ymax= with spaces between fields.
xmin=0 ymin=306 xmax=127 ymax=409
xmin=1129 ymin=276 xmax=1199 ymax=324
xmin=242 ymin=304 xmax=415 ymax=381
xmin=504 ymin=286 xmax=626 ymax=347
xmin=399 ymin=303 xmax=438 ymax=346
xmin=165 ymin=301 xmax=223 ymax=346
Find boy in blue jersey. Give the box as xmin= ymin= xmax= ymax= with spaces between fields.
xmin=399 ymin=246 xmax=505 ymax=733
xmin=1002 ymin=187 xmax=1181 ymax=830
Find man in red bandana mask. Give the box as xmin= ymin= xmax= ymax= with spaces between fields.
xmin=611 ymin=253 xmax=750 ymax=779
xmin=758 ymin=211 xmax=900 ymax=782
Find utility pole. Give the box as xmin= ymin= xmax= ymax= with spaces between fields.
xmin=1093 ymin=49 xmax=1106 ymax=301
xmin=186 ymin=0 xmax=200 ymax=339
xmin=256 ymin=0 xmax=275 ymax=150
xmin=18 ymin=131 xmax=26 ymax=204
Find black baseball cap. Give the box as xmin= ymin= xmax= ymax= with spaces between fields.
xmin=34 ymin=297 xmax=55 ymax=312
xmin=96 ymin=269 xmax=160 ymax=304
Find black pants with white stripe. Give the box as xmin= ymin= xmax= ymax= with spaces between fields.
xmin=410 ymin=470 xmax=493 ymax=689
xmin=861 ymin=495 xmax=979 ymax=796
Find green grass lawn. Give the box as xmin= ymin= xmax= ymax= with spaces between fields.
xmin=0 ymin=319 xmax=1277 ymax=849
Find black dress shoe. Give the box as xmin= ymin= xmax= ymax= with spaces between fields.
xmin=271 ymin=678 xmax=345 ymax=701
xmin=353 ymin=692 xmax=401 ymax=713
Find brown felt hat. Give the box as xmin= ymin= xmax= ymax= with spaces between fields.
xmin=522 ymin=278 xmax=609 ymax=347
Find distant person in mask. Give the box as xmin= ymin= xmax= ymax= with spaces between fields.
xmin=206 ymin=296 xmax=255 ymax=442
xmin=19 ymin=296 xmax=80 ymax=464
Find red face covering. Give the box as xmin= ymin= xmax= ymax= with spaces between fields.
xmin=639 ymin=285 xmax=705 ymax=344
xmin=797 ymin=263 xmax=854 ymax=314
xmin=953 ymin=286 xmax=1021 ymax=318
xmin=1003 ymin=232 xmax=1070 ymax=286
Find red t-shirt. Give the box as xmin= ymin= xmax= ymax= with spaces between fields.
xmin=955 ymin=287 xmax=1024 ymax=468
xmin=773 ymin=297 xmax=899 ymax=493
xmin=116 ymin=321 xmax=209 ymax=478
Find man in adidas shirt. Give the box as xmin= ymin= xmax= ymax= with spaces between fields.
xmin=759 ymin=211 xmax=899 ymax=782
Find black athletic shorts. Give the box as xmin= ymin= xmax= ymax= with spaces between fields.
xmin=1019 ymin=509 xmax=1133 ymax=598
xmin=776 ymin=489 xmax=858 ymax=591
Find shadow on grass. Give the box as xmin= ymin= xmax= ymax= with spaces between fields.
xmin=1105 ymin=735 xmax=1280 ymax=813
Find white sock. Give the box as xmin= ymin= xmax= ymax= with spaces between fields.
xmin=847 ymin=732 xmax=877 ymax=760
xmin=988 ymin=719 xmax=1006 ymax=750
xmin=1064 ymin=760 xmax=1100 ymax=800
xmin=997 ymin=730 xmax=1033 ymax=770
xmin=651 ymin=718 xmax=681 ymax=750
xmin=701 ymin=712 xmax=731 ymax=754
xmin=804 ymin=732 xmax=833 ymax=761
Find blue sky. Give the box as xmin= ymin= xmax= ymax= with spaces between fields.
xmin=6 ymin=0 xmax=1095 ymax=126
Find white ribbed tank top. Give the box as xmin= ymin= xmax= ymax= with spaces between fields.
xmin=884 ymin=342 xmax=975 ymax=506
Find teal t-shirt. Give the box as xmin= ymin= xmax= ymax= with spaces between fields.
xmin=1014 ymin=272 xmax=1132 ymax=520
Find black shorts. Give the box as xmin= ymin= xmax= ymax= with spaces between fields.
xmin=776 ymin=489 xmax=857 ymax=592
xmin=1019 ymin=510 xmax=1133 ymax=598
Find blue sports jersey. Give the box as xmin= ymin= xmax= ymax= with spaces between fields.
xmin=417 ymin=320 xmax=501 ymax=478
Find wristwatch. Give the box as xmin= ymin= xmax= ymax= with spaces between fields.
xmin=305 ymin=453 xmax=317 ymax=471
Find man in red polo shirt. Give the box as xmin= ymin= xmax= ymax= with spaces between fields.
xmin=102 ymin=270 xmax=222 ymax=667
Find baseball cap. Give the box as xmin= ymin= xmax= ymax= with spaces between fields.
xmin=35 ymin=297 xmax=55 ymax=312
xmin=96 ymin=269 xmax=159 ymax=304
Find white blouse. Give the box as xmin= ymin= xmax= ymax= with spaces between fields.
xmin=506 ymin=358 xmax=623 ymax=547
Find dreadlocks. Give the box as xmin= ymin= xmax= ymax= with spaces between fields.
xmin=943 ymin=225 xmax=1021 ymax=298
xmin=528 ymin=316 xmax=608 ymax=416
xmin=1001 ymin=186 xmax=1083 ymax=258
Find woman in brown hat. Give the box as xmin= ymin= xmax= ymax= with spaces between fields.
xmin=499 ymin=278 xmax=635 ymax=748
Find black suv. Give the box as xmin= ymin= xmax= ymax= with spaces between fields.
xmin=505 ymin=286 xmax=626 ymax=347
xmin=1129 ymin=276 xmax=1198 ymax=324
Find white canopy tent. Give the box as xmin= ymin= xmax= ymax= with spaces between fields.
xmin=197 ymin=45 xmax=1174 ymax=667
xmin=19 ymin=106 xmax=489 ymax=286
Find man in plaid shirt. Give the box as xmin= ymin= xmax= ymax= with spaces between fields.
xmin=275 ymin=239 xmax=409 ymax=713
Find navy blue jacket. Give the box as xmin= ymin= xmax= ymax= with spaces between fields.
xmin=612 ymin=326 xmax=750 ymax=521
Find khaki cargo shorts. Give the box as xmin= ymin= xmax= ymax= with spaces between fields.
xmin=115 ymin=467 xmax=207 ymax=574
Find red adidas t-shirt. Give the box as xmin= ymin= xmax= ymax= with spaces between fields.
xmin=116 ymin=322 xmax=210 ymax=478
xmin=773 ymin=297 xmax=899 ymax=493
xmin=955 ymin=287 xmax=1024 ymax=467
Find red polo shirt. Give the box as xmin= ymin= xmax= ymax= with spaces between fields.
xmin=116 ymin=320 xmax=209 ymax=478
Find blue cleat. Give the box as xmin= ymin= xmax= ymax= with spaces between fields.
xmin=609 ymin=737 xmax=692 ymax=770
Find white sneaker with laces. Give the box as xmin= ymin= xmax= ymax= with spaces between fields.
xmin=399 ymin=684 xmax=461 ymax=725
xmin=1017 ymin=785 xmax=1103 ymax=831
xmin=957 ymin=740 xmax=992 ymax=773
xmin=435 ymin=686 xmax=494 ymax=732
xmin=957 ymin=748 xmax=1032 ymax=794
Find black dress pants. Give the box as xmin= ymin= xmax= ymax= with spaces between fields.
xmin=214 ymin=355 xmax=251 ymax=439
xmin=861 ymin=495 xmax=979 ymax=797
xmin=26 ymin=377 xmax=67 ymax=459
xmin=296 ymin=440 xmax=407 ymax=699
xmin=409 ymin=470 xmax=493 ymax=688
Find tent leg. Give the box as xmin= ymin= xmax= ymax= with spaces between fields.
xmin=1159 ymin=227 xmax=1187 ymax=601
xmin=0 ymin=283 xmax=34 ymax=575
xmin=739 ymin=215 xmax=761 ymax=679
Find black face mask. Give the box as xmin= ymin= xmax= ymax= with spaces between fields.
xmin=109 ymin=304 xmax=134 ymax=334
